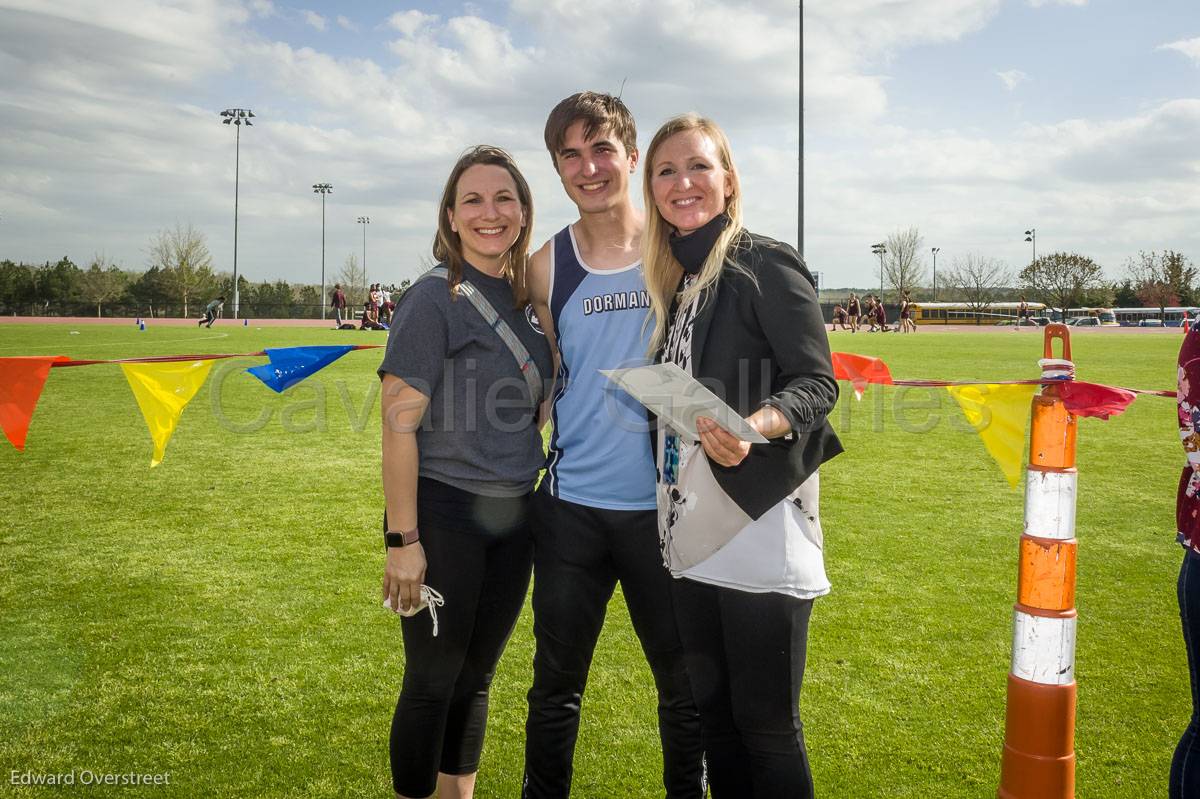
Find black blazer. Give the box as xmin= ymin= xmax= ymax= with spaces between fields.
xmin=654 ymin=230 xmax=843 ymax=520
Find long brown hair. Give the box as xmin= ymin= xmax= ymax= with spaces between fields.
xmin=642 ymin=114 xmax=744 ymax=351
xmin=432 ymin=145 xmax=534 ymax=306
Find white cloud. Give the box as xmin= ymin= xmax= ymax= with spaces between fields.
xmin=1159 ymin=37 xmax=1200 ymax=66
xmin=995 ymin=69 xmax=1028 ymax=91
xmin=807 ymin=98 xmax=1200 ymax=282
xmin=249 ymin=0 xmax=275 ymax=17
xmin=1 ymin=0 xmax=1194 ymax=291
xmin=804 ymin=0 xmax=1002 ymax=129
xmin=335 ymin=14 xmax=356 ymax=32
xmin=301 ymin=9 xmax=325 ymax=31
xmin=1027 ymin=0 xmax=1088 ymax=6
xmin=387 ymin=9 xmax=438 ymax=38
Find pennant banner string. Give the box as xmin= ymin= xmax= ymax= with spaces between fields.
xmin=50 ymin=344 xmax=384 ymax=369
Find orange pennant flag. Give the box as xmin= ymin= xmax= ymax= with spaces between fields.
xmin=0 ymin=356 xmax=68 ymax=450
xmin=831 ymin=352 xmax=894 ymax=399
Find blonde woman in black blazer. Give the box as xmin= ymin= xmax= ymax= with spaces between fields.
xmin=642 ymin=113 xmax=842 ymax=799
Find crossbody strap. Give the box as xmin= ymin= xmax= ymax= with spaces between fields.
xmin=417 ymin=266 xmax=543 ymax=405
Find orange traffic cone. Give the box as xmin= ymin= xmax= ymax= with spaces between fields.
xmin=998 ymin=324 xmax=1078 ymax=799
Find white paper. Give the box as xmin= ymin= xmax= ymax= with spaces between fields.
xmin=601 ymin=363 xmax=768 ymax=444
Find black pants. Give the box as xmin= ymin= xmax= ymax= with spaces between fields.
xmin=1173 ymin=549 xmax=1200 ymax=799
xmin=522 ymin=488 xmax=704 ymax=798
xmin=389 ymin=478 xmax=533 ymax=798
xmin=672 ymin=577 xmax=815 ymax=799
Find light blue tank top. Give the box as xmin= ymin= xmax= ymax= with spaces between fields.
xmin=544 ymin=225 xmax=657 ymax=510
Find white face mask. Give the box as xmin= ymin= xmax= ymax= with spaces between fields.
xmin=382 ymin=586 xmax=445 ymax=636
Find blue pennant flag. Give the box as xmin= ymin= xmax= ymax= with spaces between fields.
xmin=246 ymin=346 xmax=356 ymax=393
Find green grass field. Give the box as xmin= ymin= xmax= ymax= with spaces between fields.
xmin=0 ymin=323 xmax=1185 ymax=798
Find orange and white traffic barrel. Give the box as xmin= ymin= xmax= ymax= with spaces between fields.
xmin=998 ymin=324 xmax=1078 ymax=799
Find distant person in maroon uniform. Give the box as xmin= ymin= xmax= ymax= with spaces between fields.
xmin=847 ymin=293 xmax=860 ymax=333
xmin=331 ymin=284 xmax=347 ymax=328
xmin=873 ymin=296 xmax=887 ymax=331
xmin=832 ymin=303 xmax=849 ymax=331
xmin=900 ymin=292 xmax=916 ymax=333
xmin=1173 ymin=324 xmax=1200 ymax=798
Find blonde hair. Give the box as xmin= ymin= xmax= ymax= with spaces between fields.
xmin=641 ymin=114 xmax=744 ymax=352
xmin=432 ymin=145 xmax=534 ymax=307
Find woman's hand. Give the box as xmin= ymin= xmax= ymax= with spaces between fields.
xmin=384 ymin=543 xmax=427 ymax=612
xmin=697 ymin=416 xmax=754 ymax=467
xmin=697 ymin=406 xmax=790 ymax=467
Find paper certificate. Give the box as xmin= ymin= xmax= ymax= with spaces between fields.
xmin=601 ymin=363 xmax=768 ymax=444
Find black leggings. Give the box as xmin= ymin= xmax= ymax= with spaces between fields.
xmin=389 ymin=478 xmax=533 ymax=798
xmin=672 ymin=577 xmax=815 ymax=799
xmin=1173 ymin=549 xmax=1200 ymax=798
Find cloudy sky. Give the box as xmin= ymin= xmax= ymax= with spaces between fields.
xmin=0 ymin=0 xmax=1196 ymax=290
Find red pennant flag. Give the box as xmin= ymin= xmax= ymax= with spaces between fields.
xmin=0 ymin=356 xmax=68 ymax=450
xmin=1058 ymin=381 xmax=1136 ymax=420
xmin=831 ymin=352 xmax=894 ymax=398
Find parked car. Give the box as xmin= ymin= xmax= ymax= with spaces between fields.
xmin=1029 ymin=316 xmax=1052 ymax=327
xmin=1138 ymin=318 xmax=1164 ymax=327
xmin=1071 ymin=317 xmax=1101 ymax=327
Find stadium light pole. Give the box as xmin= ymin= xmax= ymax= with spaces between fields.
xmin=220 ymin=107 xmax=254 ymax=319
xmin=1024 ymin=228 xmax=1037 ymax=265
xmin=313 ymin=183 xmax=332 ymax=320
xmin=798 ymin=0 xmax=804 ymax=258
xmin=931 ymin=246 xmax=941 ymax=300
xmin=871 ymin=242 xmax=887 ymax=295
xmin=357 ymin=216 xmax=370 ymax=283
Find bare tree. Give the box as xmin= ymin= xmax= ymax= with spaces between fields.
xmin=148 ymin=223 xmax=215 ymax=316
xmin=77 ymin=254 xmax=129 ymax=317
xmin=337 ymin=253 xmax=368 ymax=307
xmin=883 ymin=226 xmax=927 ymax=298
xmin=1018 ymin=251 xmax=1104 ymax=319
xmin=1126 ymin=249 xmax=1196 ymax=320
xmin=942 ymin=254 xmax=1011 ymax=318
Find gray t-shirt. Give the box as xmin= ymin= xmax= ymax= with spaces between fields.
xmin=378 ymin=262 xmax=553 ymax=497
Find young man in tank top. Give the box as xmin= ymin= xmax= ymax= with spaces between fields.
xmin=521 ymin=92 xmax=704 ymax=799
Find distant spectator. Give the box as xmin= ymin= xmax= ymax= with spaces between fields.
xmin=832 ymin=303 xmax=849 ymax=331
xmin=873 ymin=295 xmax=887 ymax=331
xmin=331 ymin=284 xmax=347 ymax=327
xmin=361 ymin=300 xmax=387 ymax=330
xmin=198 ymin=296 xmax=225 ymax=328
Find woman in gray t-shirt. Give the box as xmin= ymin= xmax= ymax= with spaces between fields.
xmin=379 ymin=145 xmax=551 ymax=799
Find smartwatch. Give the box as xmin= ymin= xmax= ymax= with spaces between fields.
xmin=384 ymin=528 xmax=420 ymax=548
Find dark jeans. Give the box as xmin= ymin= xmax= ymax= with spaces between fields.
xmin=672 ymin=577 xmax=815 ymax=799
xmin=1173 ymin=549 xmax=1200 ymax=799
xmin=522 ymin=488 xmax=704 ymax=798
xmin=389 ymin=479 xmax=533 ymax=798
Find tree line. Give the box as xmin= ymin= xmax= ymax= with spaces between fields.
xmin=861 ymin=226 xmax=1195 ymax=317
xmin=0 ymin=223 xmax=407 ymax=318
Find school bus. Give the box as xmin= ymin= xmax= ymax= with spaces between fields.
xmin=909 ymin=301 xmax=1047 ymax=325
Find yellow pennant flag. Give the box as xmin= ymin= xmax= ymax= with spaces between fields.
xmin=121 ymin=360 xmax=215 ymax=467
xmin=946 ymin=384 xmax=1038 ymax=489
